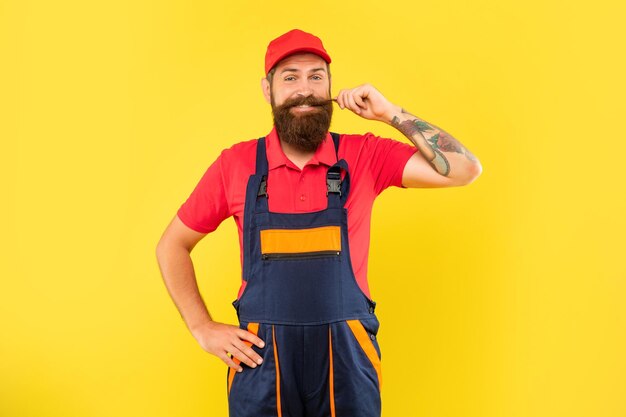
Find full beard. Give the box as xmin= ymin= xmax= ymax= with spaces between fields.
xmin=271 ymin=95 xmax=333 ymax=153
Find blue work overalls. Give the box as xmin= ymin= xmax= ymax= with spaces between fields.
xmin=227 ymin=133 xmax=383 ymax=417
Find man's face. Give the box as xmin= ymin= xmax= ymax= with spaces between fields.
xmin=262 ymin=53 xmax=333 ymax=153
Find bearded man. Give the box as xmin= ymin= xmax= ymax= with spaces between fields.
xmin=156 ymin=29 xmax=482 ymax=417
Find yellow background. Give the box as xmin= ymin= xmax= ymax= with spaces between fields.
xmin=2 ymin=0 xmax=625 ymax=416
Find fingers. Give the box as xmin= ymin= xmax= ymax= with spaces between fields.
xmin=199 ymin=321 xmax=268 ymax=373
xmin=220 ymin=341 xmax=263 ymax=372
xmin=353 ymin=94 xmax=367 ymax=110
xmin=334 ymin=83 xmax=394 ymax=122
xmin=231 ymin=341 xmax=263 ymax=368
xmin=346 ymin=93 xmax=361 ymax=114
xmin=335 ymin=85 xmax=370 ymax=115
xmin=238 ymin=328 xmax=265 ymax=349
xmin=220 ymin=352 xmax=243 ymax=372
xmin=220 ymin=329 xmax=266 ymax=372
xmin=228 ymin=343 xmax=260 ymax=369
xmin=236 ymin=330 xmax=265 ymax=366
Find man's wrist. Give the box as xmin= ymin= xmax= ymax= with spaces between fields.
xmin=189 ymin=318 xmax=215 ymax=335
xmin=383 ymin=104 xmax=403 ymax=125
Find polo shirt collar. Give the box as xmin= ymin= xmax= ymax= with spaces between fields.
xmin=266 ymin=126 xmax=337 ymax=170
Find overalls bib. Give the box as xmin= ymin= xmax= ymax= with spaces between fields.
xmin=227 ymin=134 xmax=383 ymax=417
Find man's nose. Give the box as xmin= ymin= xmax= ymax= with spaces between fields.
xmin=294 ymin=79 xmax=314 ymax=97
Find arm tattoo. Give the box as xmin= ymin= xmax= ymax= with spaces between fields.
xmin=392 ymin=111 xmax=477 ymax=177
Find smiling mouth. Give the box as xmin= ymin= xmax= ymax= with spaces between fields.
xmin=291 ymin=104 xmax=319 ymax=112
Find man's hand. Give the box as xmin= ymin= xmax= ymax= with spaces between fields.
xmin=191 ymin=320 xmax=265 ymax=372
xmin=334 ymin=84 xmax=400 ymax=123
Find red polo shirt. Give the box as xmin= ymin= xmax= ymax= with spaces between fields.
xmin=177 ymin=127 xmax=418 ymax=300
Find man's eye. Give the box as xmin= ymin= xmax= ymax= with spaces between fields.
xmin=284 ymin=76 xmax=296 ymax=81
xmin=311 ymin=75 xmax=322 ymax=80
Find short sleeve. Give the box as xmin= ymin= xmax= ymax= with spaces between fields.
xmin=177 ymin=151 xmax=232 ymax=233
xmin=365 ymin=133 xmax=418 ymax=195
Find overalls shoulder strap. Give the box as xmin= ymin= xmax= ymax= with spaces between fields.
xmin=330 ymin=132 xmax=340 ymax=154
xmin=255 ymin=137 xmax=269 ymax=198
xmin=327 ymin=132 xmax=350 ymax=209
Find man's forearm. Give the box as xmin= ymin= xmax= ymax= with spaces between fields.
xmin=156 ymin=244 xmax=213 ymax=333
xmin=386 ymin=106 xmax=480 ymax=178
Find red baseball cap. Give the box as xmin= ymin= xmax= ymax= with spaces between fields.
xmin=264 ymin=29 xmax=332 ymax=76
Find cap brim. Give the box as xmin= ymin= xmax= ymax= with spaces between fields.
xmin=267 ymin=47 xmax=331 ymax=74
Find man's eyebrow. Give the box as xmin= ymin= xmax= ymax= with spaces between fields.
xmin=280 ymin=67 xmax=327 ymax=74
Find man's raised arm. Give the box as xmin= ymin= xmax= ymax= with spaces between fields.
xmin=335 ymin=83 xmax=482 ymax=188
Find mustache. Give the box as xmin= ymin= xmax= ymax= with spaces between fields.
xmin=278 ymin=96 xmax=338 ymax=109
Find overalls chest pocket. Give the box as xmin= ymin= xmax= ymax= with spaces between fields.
xmin=259 ymin=225 xmax=342 ymax=261
xmin=257 ymin=225 xmax=345 ymax=322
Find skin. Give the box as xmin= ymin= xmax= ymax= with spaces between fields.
xmin=261 ymin=53 xmax=333 ymax=169
xmin=334 ymin=82 xmax=482 ymax=187
xmin=262 ymin=53 xmax=482 ymax=185
xmin=155 ymin=220 xmax=264 ymax=373
xmin=155 ymin=52 xmax=482 ymax=373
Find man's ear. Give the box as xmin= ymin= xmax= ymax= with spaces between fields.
xmin=261 ymin=77 xmax=271 ymax=104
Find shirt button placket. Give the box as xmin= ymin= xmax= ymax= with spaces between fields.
xmin=298 ymin=171 xmax=307 ymax=206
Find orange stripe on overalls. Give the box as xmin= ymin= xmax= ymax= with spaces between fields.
xmin=228 ymin=322 xmax=259 ymax=395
